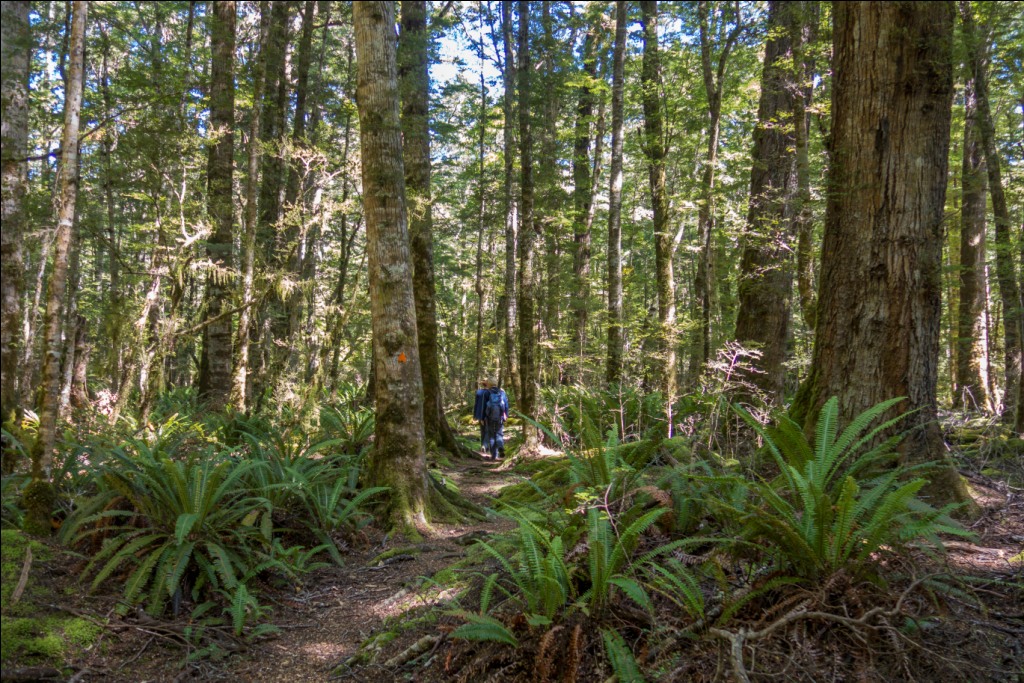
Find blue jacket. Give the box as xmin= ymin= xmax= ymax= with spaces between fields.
xmin=483 ymin=387 xmax=509 ymax=422
xmin=472 ymin=388 xmax=488 ymax=421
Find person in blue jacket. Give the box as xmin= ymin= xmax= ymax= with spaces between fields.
xmin=481 ymin=378 xmax=509 ymax=461
xmin=472 ymin=379 xmax=489 ymax=453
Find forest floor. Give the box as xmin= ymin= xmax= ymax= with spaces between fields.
xmin=2 ymin=432 xmax=1022 ymax=683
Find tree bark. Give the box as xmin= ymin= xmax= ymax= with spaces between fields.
xmin=354 ymin=0 xmax=431 ymax=533
xmin=605 ymin=0 xmax=626 ymax=387
xmin=733 ymin=1 xmax=810 ymax=405
xmin=954 ymin=63 xmax=992 ymax=413
xmin=399 ymin=0 xmax=467 ymax=456
xmin=232 ymin=0 xmax=270 ymax=412
xmin=640 ymin=1 xmax=676 ymax=435
xmin=26 ymin=0 xmax=86 ymax=535
xmin=1 ymin=0 xmax=30 ymax=424
xmin=500 ymin=0 xmax=519 ymax=393
xmin=793 ymin=1 xmax=972 ymax=510
xmin=516 ymin=0 xmax=541 ymax=451
xmin=959 ymin=1 xmax=1021 ymax=421
xmin=197 ymin=0 xmax=236 ymax=410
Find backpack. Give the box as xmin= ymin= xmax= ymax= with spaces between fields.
xmin=485 ymin=388 xmax=504 ymax=424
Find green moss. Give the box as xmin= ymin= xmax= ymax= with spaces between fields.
xmin=1 ymin=529 xmax=49 ymax=609
xmin=369 ymin=545 xmax=423 ymax=566
xmin=63 ymin=617 xmax=102 ymax=647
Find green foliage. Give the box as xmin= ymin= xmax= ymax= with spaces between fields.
xmin=724 ymin=397 xmax=974 ymax=579
xmin=602 ymin=628 xmax=646 ymax=683
xmin=448 ymin=611 xmax=519 ymax=646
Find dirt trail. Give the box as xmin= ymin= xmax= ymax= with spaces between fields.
xmin=227 ymin=456 xmax=517 ymax=683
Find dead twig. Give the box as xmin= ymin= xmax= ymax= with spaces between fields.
xmin=9 ymin=546 xmax=32 ymax=605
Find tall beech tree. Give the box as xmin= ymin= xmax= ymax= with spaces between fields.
xmin=605 ymin=0 xmax=626 ymax=387
xmin=733 ymin=0 xmax=809 ymax=404
xmin=26 ymin=0 xmax=87 ymax=535
xmin=793 ymin=1 xmax=972 ymax=509
xmin=640 ymin=0 xmax=676 ymax=434
xmin=399 ymin=0 xmax=466 ymax=455
xmin=197 ymin=0 xmax=236 ymax=410
xmin=354 ymin=0 xmax=430 ymax=532
xmin=0 ymin=0 xmax=30 ymax=428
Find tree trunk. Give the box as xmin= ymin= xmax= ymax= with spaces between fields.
xmin=570 ymin=15 xmax=600 ymax=382
xmin=399 ymin=0 xmax=467 ymax=456
xmin=640 ymin=1 xmax=676 ymax=435
xmin=605 ymin=0 xmax=626 ymax=387
xmin=691 ymin=1 xmax=743 ymax=384
xmin=959 ymin=1 xmax=1021 ymax=421
xmin=954 ymin=63 xmax=992 ymax=413
xmin=733 ymin=0 xmax=809 ymax=405
xmin=232 ymin=0 xmax=270 ymax=412
xmin=197 ymin=0 xmax=236 ymax=410
xmin=354 ymin=0 xmax=431 ymax=533
xmin=500 ymin=0 xmax=519 ymax=393
xmin=1 ymin=0 xmax=30 ymax=424
xmin=793 ymin=1 xmax=973 ymax=510
xmin=516 ymin=0 xmax=541 ymax=451
xmin=539 ymin=1 xmax=559 ymax=383
xmin=793 ymin=2 xmax=819 ymax=332
xmin=26 ymin=0 xmax=86 ymax=535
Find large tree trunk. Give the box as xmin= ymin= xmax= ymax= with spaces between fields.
xmin=516 ymin=0 xmax=541 ymax=451
xmin=232 ymin=0 xmax=270 ymax=412
xmin=959 ymin=1 xmax=1021 ymax=421
xmin=26 ymin=0 xmax=87 ymax=535
xmin=793 ymin=1 xmax=972 ymax=509
xmin=500 ymin=0 xmax=519 ymax=393
xmin=954 ymin=64 xmax=992 ymax=413
xmin=605 ymin=0 xmax=626 ymax=387
xmin=733 ymin=0 xmax=809 ymax=404
xmin=354 ymin=0 xmax=431 ymax=533
xmin=197 ymin=0 xmax=236 ymax=410
xmin=640 ymin=1 xmax=676 ymax=435
xmin=399 ymin=0 xmax=467 ymax=456
xmin=1 ymin=0 xmax=30 ymax=425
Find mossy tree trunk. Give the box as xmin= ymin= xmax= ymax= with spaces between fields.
xmin=197 ymin=0 xmax=236 ymax=411
xmin=26 ymin=0 xmax=87 ymax=535
xmin=794 ymin=1 xmax=973 ymax=510
xmin=1 ymin=0 xmax=30 ymax=429
xmin=355 ymin=0 xmax=431 ymax=533
xmin=605 ymin=0 xmax=626 ymax=387
xmin=640 ymin=1 xmax=676 ymax=435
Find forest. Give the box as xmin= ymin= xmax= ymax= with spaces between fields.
xmin=0 ymin=0 xmax=1022 ymax=681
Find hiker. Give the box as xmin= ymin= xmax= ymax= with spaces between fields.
xmin=472 ymin=379 xmax=489 ymax=453
xmin=482 ymin=377 xmax=509 ymax=461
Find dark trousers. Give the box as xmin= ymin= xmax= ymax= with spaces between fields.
xmin=484 ymin=419 xmax=504 ymax=459
xmin=479 ymin=420 xmax=487 ymax=448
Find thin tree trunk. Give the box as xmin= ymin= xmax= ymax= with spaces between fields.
xmin=539 ymin=1 xmax=559 ymax=382
xmin=793 ymin=1 xmax=973 ymax=510
xmin=473 ymin=3 xmax=488 ymax=392
xmin=232 ymin=1 xmax=270 ymax=412
xmin=354 ymin=0 xmax=430 ymax=534
xmin=792 ymin=3 xmax=818 ymax=331
xmin=197 ymin=0 xmax=236 ymax=410
xmin=0 ymin=0 xmax=30 ymax=424
xmin=954 ymin=63 xmax=992 ymax=412
xmin=959 ymin=1 xmax=1021 ymax=420
xmin=26 ymin=0 xmax=86 ymax=535
xmin=500 ymin=0 xmax=519 ymax=393
xmin=517 ymin=0 xmax=541 ymax=451
xmin=640 ymin=1 xmax=676 ymax=435
xmin=605 ymin=0 xmax=626 ymax=387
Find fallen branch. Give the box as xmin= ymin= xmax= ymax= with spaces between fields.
xmin=9 ymin=546 xmax=32 ymax=605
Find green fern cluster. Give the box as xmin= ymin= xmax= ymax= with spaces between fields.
xmin=728 ymin=397 xmax=972 ymax=579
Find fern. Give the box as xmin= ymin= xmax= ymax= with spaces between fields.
xmin=602 ymin=628 xmax=645 ymax=683
xmin=449 ymin=611 xmax=519 ymax=646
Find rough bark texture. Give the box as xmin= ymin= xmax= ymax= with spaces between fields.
xmin=354 ymin=0 xmax=430 ymax=533
xmin=959 ymin=2 xmax=1021 ymax=420
xmin=605 ymin=0 xmax=626 ymax=387
xmin=516 ymin=0 xmax=540 ymax=451
xmin=733 ymin=0 xmax=806 ymax=404
xmin=27 ymin=0 xmax=86 ymax=534
xmin=640 ymin=1 xmax=676 ymax=434
xmin=399 ymin=0 xmax=465 ymax=455
xmin=794 ymin=1 xmax=972 ymax=508
xmin=793 ymin=3 xmax=819 ymax=332
xmin=1 ymin=0 xmax=30 ymax=423
xmin=232 ymin=1 xmax=269 ymax=412
xmin=197 ymin=0 xmax=235 ymax=410
xmin=954 ymin=69 xmax=992 ymax=412
xmin=500 ymin=0 xmax=519 ymax=393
